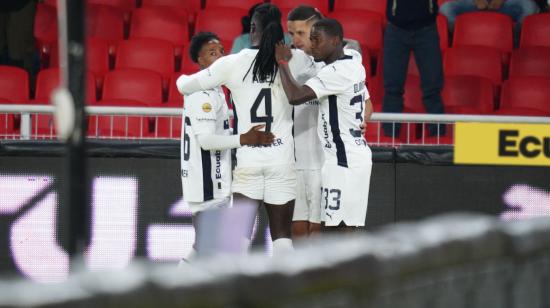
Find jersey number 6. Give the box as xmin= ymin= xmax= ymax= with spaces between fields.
xmin=250 ymin=88 xmax=274 ymax=132
xmin=182 ymin=117 xmax=191 ymax=161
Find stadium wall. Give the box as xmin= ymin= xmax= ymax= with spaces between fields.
xmin=1 ymin=140 xmax=549 ymax=279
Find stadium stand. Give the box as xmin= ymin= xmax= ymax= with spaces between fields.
xmin=0 ymin=66 xmax=29 ymax=103
xmin=271 ymin=0 xmax=329 ymax=16
xmin=115 ymin=38 xmax=175 ymax=88
xmin=141 ymin=0 xmax=201 ymax=27
xmin=333 ymin=0 xmax=386 ymax=20
xmin=495 ymin=77 xmax=550 ymax=116
xmin=452 ymin=12 xmax=514 ymax=65
xmin=509 ymin=47 xmax=550 ymax=79
xmin=328 ymin=10 xmax=384 ymax=61
xmin=87 ymin=0 xmax=135 ymax=25
xmin=520 ymin=13 xmax=550 ymax=48
xmin=34 ymin=3 xmax=58 ymax=62
xmin=86 ymin=4 xmax=125 ymax=54
xmin=129 ymin=6 xmax=190 ymax=56
xmin=194 ymin=8 xmax=247 ymax=51
xmin=49 ymin=38 xmax=110 ymax=92
xmin=204 ymin=0 xmax=265 ymax=11
xmin=441 ymin=75 xmax=494 ymax=114
xmin=444 ymin=46 xmax=503 ymax=94
xmin=101 ymin=69 xmax=163 ymax=106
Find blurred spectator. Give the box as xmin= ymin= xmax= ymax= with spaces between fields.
xmin=382 ymin=0 xmax=445 ymax=137
xmin=230 ymin=3 xmax=290 ymax=54
xmin=440 ymin=0 xmax=539 ymax=32
xmin=0 ymin=0 xmax=37 ymax=80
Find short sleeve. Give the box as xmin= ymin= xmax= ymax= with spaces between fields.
xmin=304 ymin=65 xmax=349 ymax=99
xmin=184 ymin=91 xmax=217 ymax=135
xmin=289 ymin=49 xmax=319 ymax=84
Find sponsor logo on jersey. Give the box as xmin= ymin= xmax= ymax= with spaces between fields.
xmin=248 ymin=138 xmax=284 ymax=148
xmin=305 ymin=99 xmax=320 ymax=106
xmin=215 ymin=150 xmax=222 ymax=179
xmin=321 ymin=113 xmax=331 ymax=148
xmin=354 ymin=80 xmax=366 ymax=94
xmin=455 ymin=122 xmax=550 ymax=166
xmin=202 ymin=103 xmax=212 ymax=113
xmin=181 ymin=169 xmax=188 ymax=178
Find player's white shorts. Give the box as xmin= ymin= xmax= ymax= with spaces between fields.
xmin=232 ymin=164 xmax=296 ymax=205
xmin=187 ymin=197 xmax=231 ymax=215
xmin=293 ymin=169 xmax=322 ymax=223
xmin=321 ymin=163 xmax=372 ymax=227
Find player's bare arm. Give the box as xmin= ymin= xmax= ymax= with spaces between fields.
xmin=360 ymin=99 xmax=373 ymax=134
xmin=275 ymin=42 xmax=317 ymax=105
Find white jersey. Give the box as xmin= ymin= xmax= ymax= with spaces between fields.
xmin=181 ymin=48 xmax=317 ymax=168
xmin=305 ymin=53 xmax=372 ymax=168
xmin=293 ymin=48 xmax=362 ymax=170
xmin=181 ymin=87 xmax=232 ymax=202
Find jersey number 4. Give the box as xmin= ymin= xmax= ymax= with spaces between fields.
xmin=250 ymin=88 xmax=273 ymax=132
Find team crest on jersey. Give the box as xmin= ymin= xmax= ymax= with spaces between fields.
xmin=202 ymin=103 xmax=212 ymax=113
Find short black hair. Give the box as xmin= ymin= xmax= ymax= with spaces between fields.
xmin=189 ymin=32 xmax=220 ymax=63
xmin=287 ymin=5 xmax=323 ymax=22
xmin=312 ymin=18 xmax=343 ymax=41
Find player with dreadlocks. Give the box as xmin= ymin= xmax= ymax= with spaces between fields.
xmin=177 ymin=3 xmax=318 ymax=256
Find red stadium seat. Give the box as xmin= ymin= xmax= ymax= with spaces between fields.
xmin=154 ymin=101 xmax=182 ymax=138
xmin=497 ymin=77 xmax=550 ymax=115
xmin=453 ymin=12 xmax=513 ymax=63
xmin=33 ymin=70 xmax=96 ymax=136
xmin=87 ymin=0 xmax=134 ymax=24
xmin=328 ymin=10 xmax=383 ymax=60
xmin=0 ymin=66 xmax=29 ymax=102
xmin=442 ymin=75 xmax=494 ymax=114
xmin=520 ymin=13 xmax=550 ymax=48
xmin=444 ymin=46 xmax=502 ymax=89
xmin=35 ymin=68 xmax=97 ymax=104
xmin=271 ymin=0 xmax=329 ymax=16
xmin=168 ymin=74 xmax=184 ymax=104
xmin=195 ymin=8 xmax=247 ymax=51
xmin=141 ymin=0 xmax=201 ymax=26
xmin=333 ymin=0 xmax=386 ymax=18
xmin=115 ymin=38 xmax=175 ymax=85
xmin=509 ymin=47 xmax=550 ymax=79
xmin=86 ymin=4 xmax=125 ymax=52
xmin=437 ymin=14 xmax=449 ymax=50
xmin=205 ymin=0 xmax=264 ymax=11
xmin=34 ymin=3 xmax=58 ymax=59
xmin=130 ymin=7 xmax=189 ymax=54
xmin=50 ymin=38 xmax=110 ymax=91
xmin=101 ymin=69 xmax=163 ymax=106
xmin=180 ymin=45 xmax=201 ymax=74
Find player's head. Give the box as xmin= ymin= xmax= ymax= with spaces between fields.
xmin=189 ymin=32 xmax=224 ymax=69
xmin=287 ymin=5 xmax=323 ymax=55
xmin=249 ymin=3 xmax=284 ymax=84
xmin=309 ymin=18 xmax=344 ymax=62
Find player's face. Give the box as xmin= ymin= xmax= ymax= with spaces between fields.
xmin=197 ymin=40 xmax=225 ymax=68
xmin=287 ymin=20 xmax=313 ymax=55
xmin=309 ymin=27 xmax=333 ymax=62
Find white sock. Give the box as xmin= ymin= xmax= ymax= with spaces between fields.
xmin=272 ymin=238 xmax=293 ymax=257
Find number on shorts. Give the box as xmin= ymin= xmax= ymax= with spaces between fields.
xmin=183 ymin=117 xmax=191 ymax=161
xmin=349 ymin=94 xmax=364 ymax=138
xmin=250 ymin=88 xmax=274 ymax=132
xmin=323 ymin=188 xmax=342 ymax=210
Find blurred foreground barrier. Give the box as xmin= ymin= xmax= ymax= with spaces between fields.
xmin=1 ymin=213 xmax=549 ymax=307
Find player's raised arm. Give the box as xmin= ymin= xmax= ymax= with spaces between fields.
xmin=275 ymin=42 xmax=317 ymax=105
xmin=176 ymin=55 xmax=234 ymax=95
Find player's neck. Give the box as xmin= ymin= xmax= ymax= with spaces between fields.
xmin=324 ymin=49 xmax=344 ymax=65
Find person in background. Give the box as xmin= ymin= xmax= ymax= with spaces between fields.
xmin=230 ymin=3 xmax=291 ymax=54
xmin=382 ymin=0 xmax=445 ymax=138
xmin=440 ymin=0 xmax=538 ymax=34
xmin=0 ymin=0 xmax=37 ymax=83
